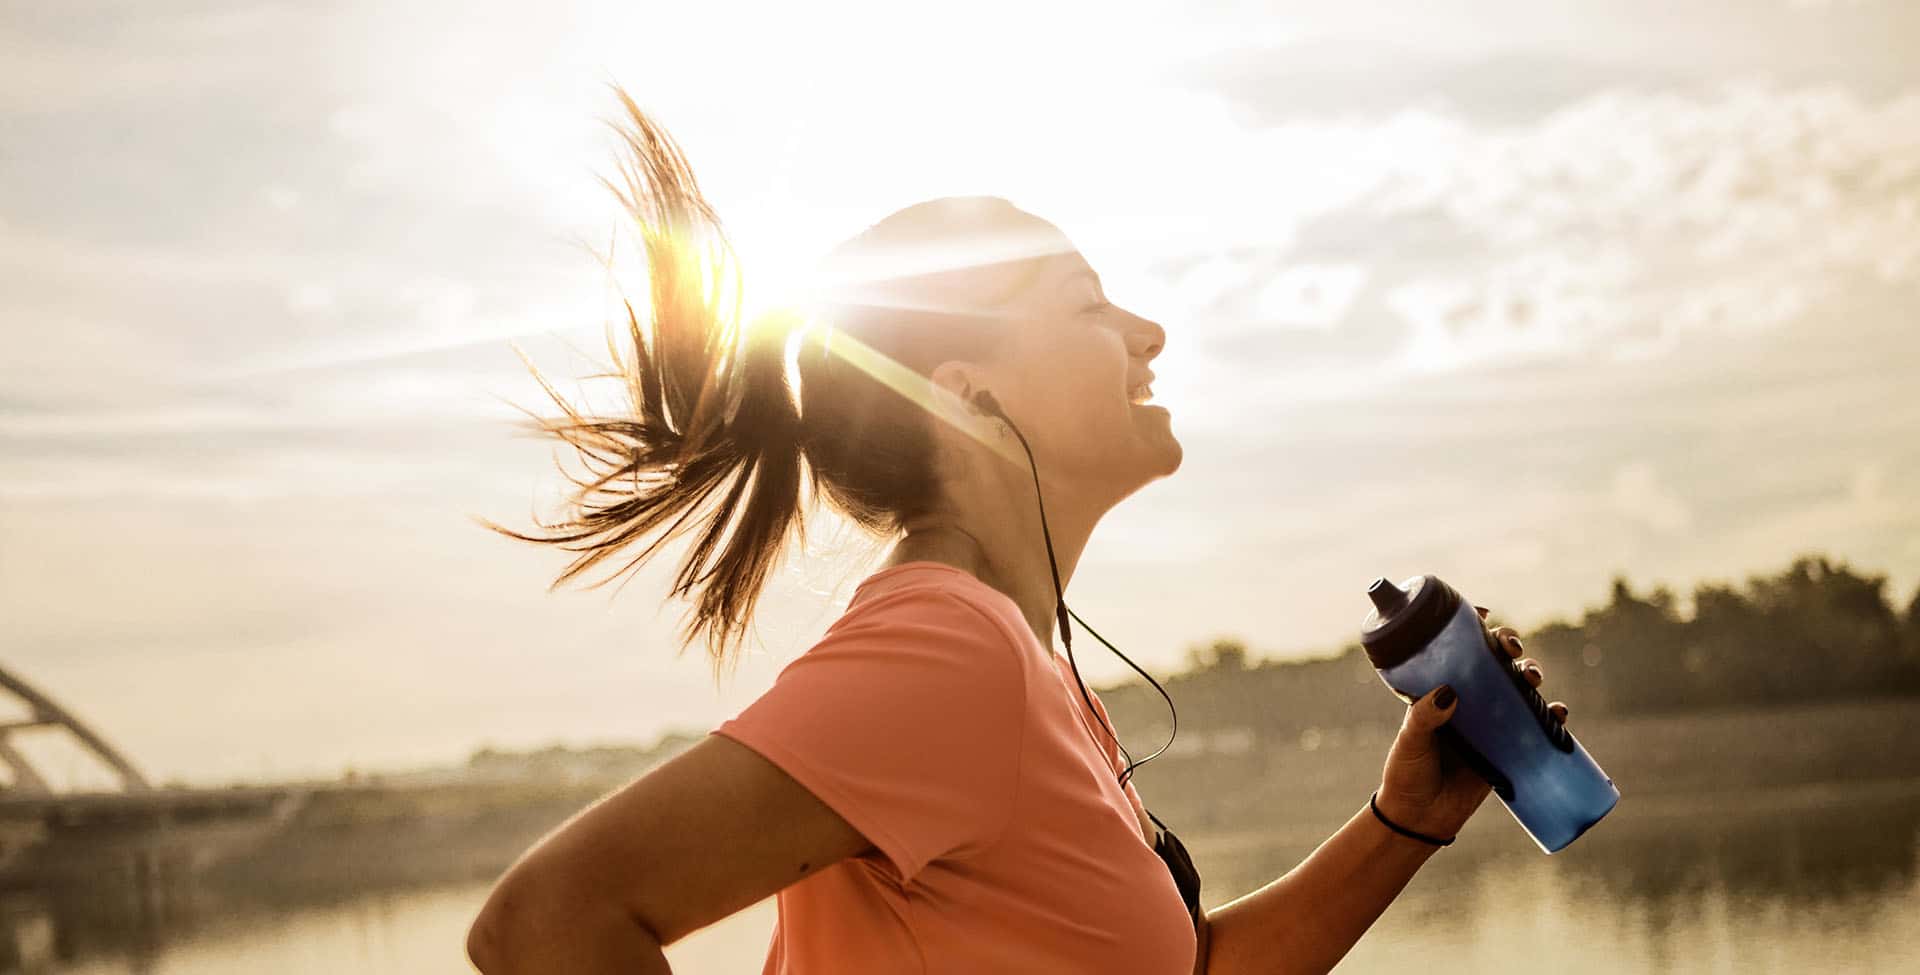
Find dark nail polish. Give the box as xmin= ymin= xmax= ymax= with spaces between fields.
xmin=1435 ymin=685 xmax=1456 ymax=708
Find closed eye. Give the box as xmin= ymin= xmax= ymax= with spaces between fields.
xmin=1062 ymin=267 xmax=1108 ymax=313
xmin=1083 ymin=281 xmax=1110 ymax=312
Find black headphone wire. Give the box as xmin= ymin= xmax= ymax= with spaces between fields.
xmin=974 ymin=390 xmax=1205 ymax=926
xmin=973 ymin=392 xmax=1180 ymax=813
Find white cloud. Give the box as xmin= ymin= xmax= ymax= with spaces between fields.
xmin=1356 ymin=84 xmax=1920 ymax=370
xmin=1096 ymin=83 xmax=1920 ymax=394
xmin=1850 ymin=462 xmax=1888 ymax=506
xmin=263 ymin=184 xmax=302 ymax=212
xmin=1610 ymin=462 xmax=1694 ymax=536
xmin=1167 ymin=83 xmax=1920 ymax=374
xmin=1253 ymin=264 xmax=1369 ymax=330
xmin=1170 ymin=254 xmax=1262 ymax=314
xmin=287 ymin=283 xmax=336 ymax=314
xmin=1386 ymin=250 xmax=1629 ymax=372
xmin=1717 ymin=460 xmax=1920 ymax=591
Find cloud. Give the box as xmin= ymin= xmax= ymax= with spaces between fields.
xmin=1186 ymin=42 xmax=1706 ymax=127
xmin=1252 ymin=264 xmax=1369 ymax=330
xmin=1383 ymin=250 xmax=1625 ymax=372
xmin=1610 ymin=462 xmax=1694 ymax=536
xmin=1379 ymin=83 xmax=1920 ymax=254
xmin=0 ymin=335 xmax=582 ymax=501
xmin=1133 ymin=82 xmax=1920 ymax=390
xmin=1373 ymin=84 xmax=1920 ymax=362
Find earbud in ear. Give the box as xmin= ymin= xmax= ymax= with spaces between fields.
xmin=970 ymin=389 xmax=1003 ymax=418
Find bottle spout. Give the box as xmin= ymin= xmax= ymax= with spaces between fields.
xmin=1367 ymin=576 xmax=1410 ymax=616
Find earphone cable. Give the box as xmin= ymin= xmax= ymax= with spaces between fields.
xmin=1067 ymin=606 xmax=1179 ymax=788
xmin=991 ymin=403 xmax=1179 ymax=792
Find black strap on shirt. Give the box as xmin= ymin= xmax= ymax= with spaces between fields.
xmin=1148 ymin=807 xmax=1202 ymax=929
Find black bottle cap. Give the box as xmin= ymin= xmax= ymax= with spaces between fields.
xmin=1367 ymin=577 xmax=1410 ymax=615
xmin=1360 ymin=574 xmax=1463 ymax=670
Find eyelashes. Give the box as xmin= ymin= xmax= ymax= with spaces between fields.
xmin=1066 ymin=275 xmax=1109 ymax=314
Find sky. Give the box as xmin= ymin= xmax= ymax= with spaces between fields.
xmin=4 ymin=0 xmax=1917 ymax=787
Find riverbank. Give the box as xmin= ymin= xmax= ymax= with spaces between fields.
xmin=15 ymin=697 xmax=1918 ymax=970
xmin=1125 ymin=694 xmax=1920 ymax=835
xmin=23 ymin=696 xmax=1916 ymax=901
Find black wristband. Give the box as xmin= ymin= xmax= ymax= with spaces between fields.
xmin=1370 ymin=790 xmax=1455 ymax=847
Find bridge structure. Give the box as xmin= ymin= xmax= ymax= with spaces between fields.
xmin=0 ymin=662 xmax=310 ymax=883
xmin=0 ymin=664 xmax=326 ymax=972
xmin=0 ymin=663 xmax=151 ymax=796
xmin=0 ymin=664 xmax=631 ymax=967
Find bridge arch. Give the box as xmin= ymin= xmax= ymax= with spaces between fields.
xmin=0 ymin=664 xmax=149 ymax=794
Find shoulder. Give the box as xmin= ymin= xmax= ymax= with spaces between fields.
xmin=818 ymin=580 xmax=1028 ymax=683
xmin=714 ymin=578 xmax=1032 ymax=882
xmin=840 ymin=575 xmax=986 ymax=620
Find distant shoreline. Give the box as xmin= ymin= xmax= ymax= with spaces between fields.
xmin=27 ymin=696 xmax=1913 ymax=894
xmin=20 ymin=696 xmax=1918 ymax=971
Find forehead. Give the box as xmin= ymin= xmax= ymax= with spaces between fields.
xmin=1042 ymin=250 xmax=1098 ymax=285
xmin=822 ymin=213 xmax=1086 ymax=314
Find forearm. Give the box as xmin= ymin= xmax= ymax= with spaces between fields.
xmin=467 ymin=885 xmax=672 ymax=975
xmin=1199 ymin=793 xmax=1440 ymax=975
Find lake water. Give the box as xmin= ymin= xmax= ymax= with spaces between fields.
xmin=22 ymin=780 xmax=1920 ymax=974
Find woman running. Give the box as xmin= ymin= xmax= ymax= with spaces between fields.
xmin=465 ymin=87 xmax=1561 ymax=975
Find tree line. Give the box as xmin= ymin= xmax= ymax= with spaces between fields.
xmin=1098 ymin=552 xmax=1920 ymax=745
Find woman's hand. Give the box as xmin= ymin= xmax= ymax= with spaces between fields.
xmin=1374 ymin=605 xmax=1571 ymax=842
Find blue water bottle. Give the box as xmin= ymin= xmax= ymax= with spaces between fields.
xmin=1360 ymin=574 xmax=1619 ymax=853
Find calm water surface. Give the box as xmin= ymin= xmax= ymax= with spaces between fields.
xmin=25 ymin=782 xmax=1920 ymax=974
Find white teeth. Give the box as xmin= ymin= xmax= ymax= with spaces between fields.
xmin=1128 ymin=383 xmax=1153 ymax=404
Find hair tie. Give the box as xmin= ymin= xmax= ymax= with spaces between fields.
xmin=1369 ymin=790 xmax=1454 ymax=847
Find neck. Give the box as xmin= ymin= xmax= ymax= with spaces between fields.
xmin=886 ymin=472 xmax=1102 ymax=653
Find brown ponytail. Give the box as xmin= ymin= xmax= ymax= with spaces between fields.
xmin=482 ymin=87 xmax=1060 ymax=680
xmin=476 ymin=86 xmax=809 ymax=680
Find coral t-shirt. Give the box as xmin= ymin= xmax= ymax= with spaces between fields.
xmin=712 ymin=561 xmax=1197 ymax=974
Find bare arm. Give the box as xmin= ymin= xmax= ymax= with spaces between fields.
xmin=1193 ymin=616 xmax=1540 ymax=974
xmin=1196 ymin=792 xmax=1440 ymax=975
xmin=465 ymin=733 xmax=873 ymax=974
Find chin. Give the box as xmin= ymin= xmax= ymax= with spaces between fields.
xmin=1101 ymin=419 xmax=1182 ymax=496
xmin=1152 ymin=438 xmax=1184 ymax=478
xmin=1119 ymin=437 xmax=1183 ymax=490
xmin=1140 ymin=414 xmax=1182 ymax=475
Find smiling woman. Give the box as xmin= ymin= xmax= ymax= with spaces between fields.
xmin=471 ymin=88 xmax=1180 ymax=675
xmin=463 ymin=82 xmax=1205 ymax=974
xmin=464 ymin=82 xmax=1524 ymax=975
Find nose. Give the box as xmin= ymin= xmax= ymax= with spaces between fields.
xmin=1128 ymin=310 xmax=1166 ymax=361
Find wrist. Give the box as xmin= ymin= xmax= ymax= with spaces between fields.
xmin=1373 ymin=783 xmax=1454 ymax=835
xmin=1368 ymin=790 xmax=1454 ymax=848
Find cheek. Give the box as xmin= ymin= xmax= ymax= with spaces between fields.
xmin=1005 ymin=333 xmax=1131 ymax=460
xmin=1048 ymin=370 xmax=1135 ymax=460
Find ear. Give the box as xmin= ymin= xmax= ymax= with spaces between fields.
xmin=928 ymin=360 xmax=992 ymax=420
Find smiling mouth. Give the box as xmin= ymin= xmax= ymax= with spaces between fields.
xmin=1127 ymin=382 xmax=1154 ymax=405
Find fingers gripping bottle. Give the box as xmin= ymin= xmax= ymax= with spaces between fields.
xmin=1361 ymin=574 xmax=1619 ymax=853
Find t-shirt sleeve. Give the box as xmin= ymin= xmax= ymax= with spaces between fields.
xmin=712 ymin=585 xmax=1027 ymax=885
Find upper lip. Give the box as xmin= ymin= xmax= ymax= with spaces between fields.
xmin=1127 ymin=371 xmax=1156 ymax=402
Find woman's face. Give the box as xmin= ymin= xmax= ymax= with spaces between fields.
xmin=970 ymin=226 xmax=1180 ymax=505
